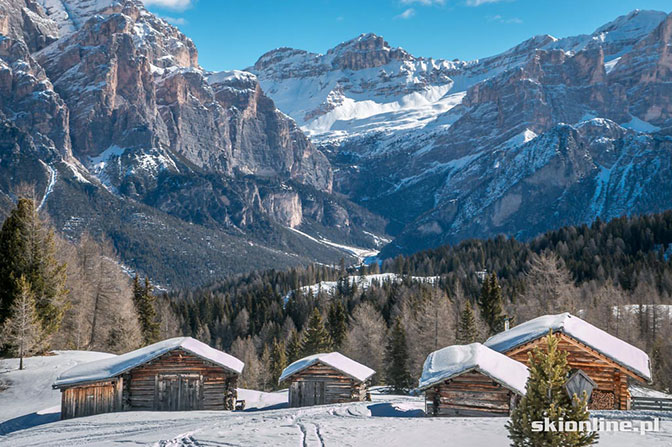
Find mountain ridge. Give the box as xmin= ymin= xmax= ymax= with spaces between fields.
xmin=249 ymin=9 xmax=672 ymax=257
xmin=0 ymin=0 xmax=389 ymax=287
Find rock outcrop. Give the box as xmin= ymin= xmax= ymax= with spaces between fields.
xmin=0 ymin=0 xmax=386 ymax=286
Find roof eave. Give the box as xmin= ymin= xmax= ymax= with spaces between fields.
xmin=496 ymin=328 xmax=651 ymax=383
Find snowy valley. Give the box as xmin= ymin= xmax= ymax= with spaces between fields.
xmin=1 ymin=352 xmax=671 ymax=446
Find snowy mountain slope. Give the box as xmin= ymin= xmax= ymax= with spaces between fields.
xmin=283 ymin=273 xmax=440 ymax=301
xmin=250 ymin=10 xmax=672 ymax=256
xmin=37 ymin=0 xmax=120 ymax=35
xmin=0 ymin=351 xmax=114 ymax=428
xmin=250 ymin=10 xmax=666 ymax=144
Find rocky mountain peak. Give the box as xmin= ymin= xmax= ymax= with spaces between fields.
xmin=252 ymin=47 xmax=310 ymax=72
xmin=327 ymin=33 xmax=412 ymax=70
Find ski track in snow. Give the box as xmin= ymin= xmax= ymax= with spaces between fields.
xmin=37 ymin=162 xmax=57 ymax=211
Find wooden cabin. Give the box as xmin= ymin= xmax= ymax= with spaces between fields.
xmin=418 ymin=343 xmax=529 ymax=417
xmin=484 ymin=313 xmax=652 ymax=410
xmin=280 ymin=352 xmax=375 ymax=407
xmin=53 ymin=337 xmax=244 ymax=419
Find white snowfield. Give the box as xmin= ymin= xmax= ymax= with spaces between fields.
xmin=280 ymin=352 xmax=375 ymax=383
xmin=484 ymin=313 xmax=652 ymax=382
xmin=54 ymin=337 xmax=244 ymax=388
xmin=418 ymin=343 xmax=529 ymax=395
xmin=1 ymin=353 xmax=672 ymax=446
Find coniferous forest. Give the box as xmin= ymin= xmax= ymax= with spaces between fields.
xmin=2 ymin=197 xmax=672 ymax=392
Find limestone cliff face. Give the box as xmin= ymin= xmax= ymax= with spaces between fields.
xmin=0 ymin=0 xmax=384 ymax=286
xmin=35 ymin=2 xmax=332 ymax=193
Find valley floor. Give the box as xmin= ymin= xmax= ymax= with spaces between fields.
xmin=1 ymin=353 xmax=672 ymax=446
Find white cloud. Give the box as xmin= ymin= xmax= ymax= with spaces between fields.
xmin=395 ymin=8 xmax=416 ymax=19
xmin=487 ymin=14 xmax=522 ymax=24
xmin=143 ymin=0 xmax=193 ymax=11
xmin=401 ymin=0 xmax=445 ymax=5
xmin=162 ymin=16 xmax=187 ymax=25
xmin=466 ymin=0 xmax=507 ymax=6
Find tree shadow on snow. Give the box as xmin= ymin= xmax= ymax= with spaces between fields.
xmin=367 ymin=403 xmax=425 ymax=418
xmin=0 ymin=411 xmax=60 ymax=436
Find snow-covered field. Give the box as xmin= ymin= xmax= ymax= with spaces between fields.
xmin=2 ymin=353 xmax=672 ymax=446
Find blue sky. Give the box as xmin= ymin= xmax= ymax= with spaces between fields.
xmin=144 ymin=0 xmax=672 ymax=72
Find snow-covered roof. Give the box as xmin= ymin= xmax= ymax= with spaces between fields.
xmin=418 ymin=343 xmax=529 ymax=395
xmin=279 ymin=352 xmax=375 ymax=383
xmin=53 ymin=337 xmax=244 ymax=388
xmin=484 ymin=313 xmax=651 ymax=381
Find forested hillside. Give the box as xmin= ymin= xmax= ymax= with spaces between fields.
xmin=168 ymin=212 xmax=672 ymax=391
xmin=2 ymin=201 xmax=671 ymax=393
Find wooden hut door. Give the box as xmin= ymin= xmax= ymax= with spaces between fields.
xmin=295 ymin=381 xmax=325 ymax=406
xmin=156 ymin=374 xmax=203 ymax=411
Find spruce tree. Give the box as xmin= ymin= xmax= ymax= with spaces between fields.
xmin=300 ymin=308 xmax=333 ymax=356
xmin=507 ymin=331 xmax=598 ymax=447
xmin=286 ymin=328 xmax=302 ymax=363
xmin=269 ymin=338 xmax=287 ymax=389
xmin=327 ymin=301 xmax=347 ymax=349
xmin=1 ymin=275 xmax=43 ymax=370
xmin=456 ymin=301 xmax=479 ymax=344
xmin=478 ymin=273 xmax=507 ymax=335
xmin=133 ymin=275 xmax=160 ymax=345
xmin=0 ymin=198 xmax=67 ymax=342
xmin=385 ymin=317 xmax=412 ymax=393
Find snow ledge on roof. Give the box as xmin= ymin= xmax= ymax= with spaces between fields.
xmin=279 ymin=352 xmax=375 ymax=383
xmin=418 ymin=343 xmax=529 ymax=395
xmin=54 ymin=337 xmax=244 ymax=388
xmin=484 ymin=313 xmax=651 ymax=382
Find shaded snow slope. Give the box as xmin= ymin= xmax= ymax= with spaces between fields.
xmin=0 ymin=351 xmax=114 ymax=424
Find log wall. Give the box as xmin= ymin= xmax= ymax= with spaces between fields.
xmin=424 ymin=371 xmax=515 ymax=417
xmin=285 ymin=362 xmax=367 ymax=407
xmin=60 ymin=348 xmax=239 ymax=419
xmin=504 ymin=333 xmax=636 ymax=410
xmin=61 ymin=379 xmax=123 ymax=420
xmin=124 ymin=349 xmax=238 ymax=411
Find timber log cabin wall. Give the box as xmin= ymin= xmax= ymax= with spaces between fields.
xmin=284 ymin=362 xmax=368 ymax=407
xmin=424 ymin=370 xmax=520 ymax=417
xmin=503 ymin=333 xmax=636 ymax=410
xmin=484 ymin=313 xmax=652 ymax=411
xmin=54 ymin=337 xmax=244 ymax=420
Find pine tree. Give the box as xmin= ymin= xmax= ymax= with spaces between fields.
xmin=385 ymin=317 xmax=412 ymax=393
xmin=0 ymin=198 xmax=67 ymax=342
xmin=269 ymin=338 xmax=287 ymax=389
xmin=327 ymin=301 xmax=347 ymax=349
xmin=1 ymin=275 xmax=43 ymax=370
xmin=132 ymin=276 xmax=160 ymax=345
xmin=300 ymin=308 xmax=333 ymax=356
xmin=507 ymin=332 xmax=598 ymax=447
xmin=478 ymin=273 xmax=507 ymax=335
xmin=456 ymin=301 xmax=479 ymax=344
xmin=286 ymin=328 xmax=302 ymax=363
